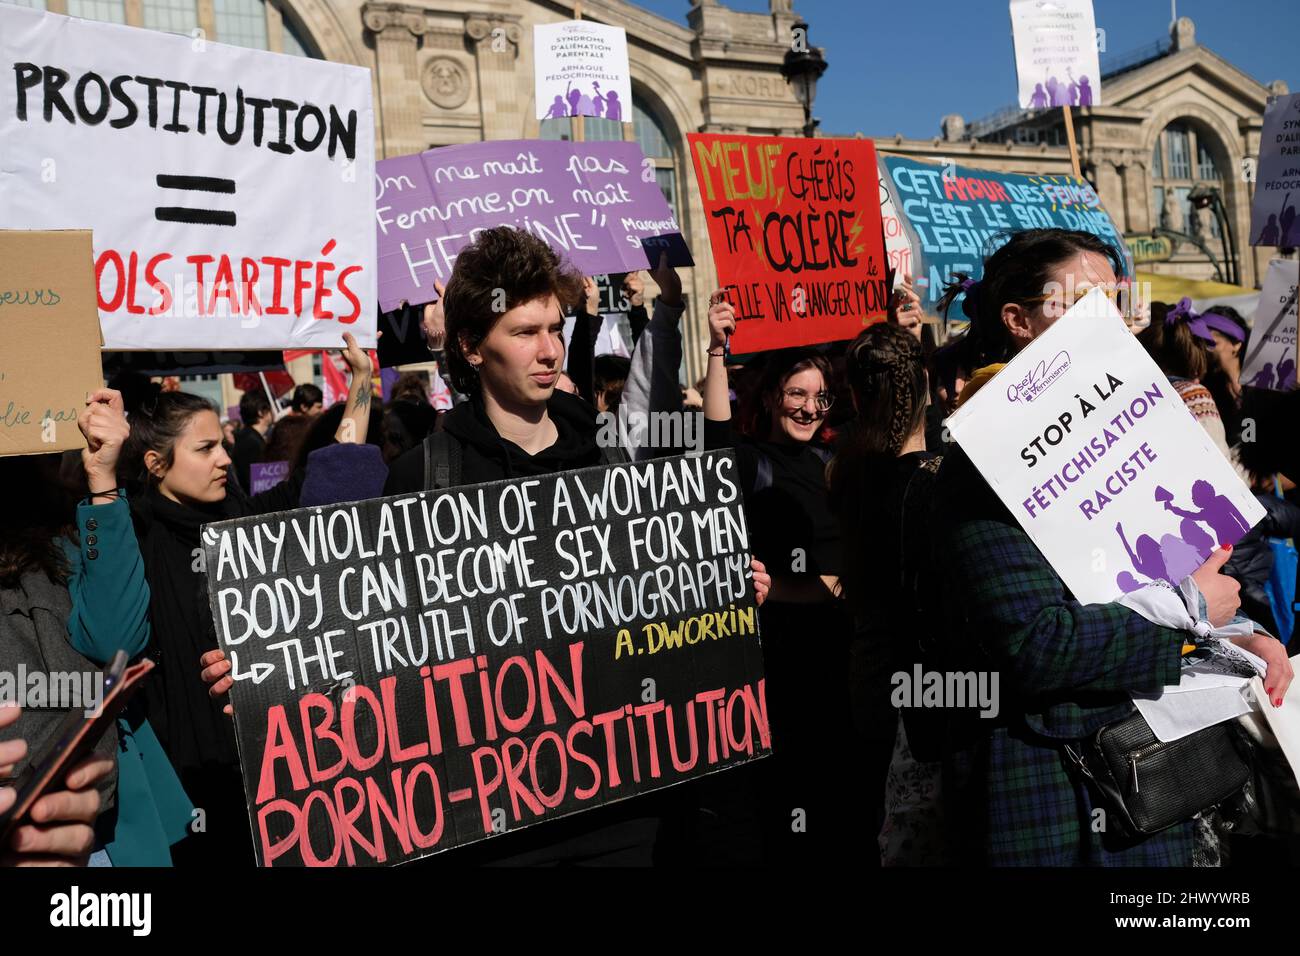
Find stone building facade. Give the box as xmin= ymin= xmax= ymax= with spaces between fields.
xmin=866 ymin=17 xmax=1291 ymax=292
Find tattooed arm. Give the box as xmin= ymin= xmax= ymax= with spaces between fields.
xmin=335 ymin=332 xmax=374 ymax=445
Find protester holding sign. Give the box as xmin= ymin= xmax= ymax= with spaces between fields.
xmin=826 ymin=323 xmax=945 ymax=865
xmin=0 ymin=390 xmax=191 ymax=866
xmin=375 ymin=226 xmax=769 ymax=865
xmin=929 ymin=228 xmax=1290 ymax=865
xmin=698 ymin=294 xmax=848 ymax=864
xmin=124 ymin=337 xmax=378 ymax=865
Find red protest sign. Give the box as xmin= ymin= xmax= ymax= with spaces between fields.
xmin=688 ymin=133 xmax=888 ymax=352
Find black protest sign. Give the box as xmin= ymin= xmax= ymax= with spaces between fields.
xmin=202 ymin=452 xmax=768 ymax=867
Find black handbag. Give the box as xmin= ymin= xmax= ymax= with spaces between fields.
xmin=1064 ymin=710 xmax=1251 ymax=838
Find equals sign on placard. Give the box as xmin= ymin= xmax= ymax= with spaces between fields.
xmin=155 ymin=174 xmax=237 ymax=226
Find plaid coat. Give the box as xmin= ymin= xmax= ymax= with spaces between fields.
xmin=933 ymin=448 xmax=1194 ymax=866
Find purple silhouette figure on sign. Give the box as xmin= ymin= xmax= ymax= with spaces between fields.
xmin=1258 ymin=214 xmax=1281 ymax=246
xmin=544 ymin=95 xmax=568 ymax=120
xmin=1066 ymin=69 xmax=1079 ymax=106
xmin=1159 ymin=533 xmax=1203 ymax=584
xmin=1277 ymin=357 xmax=1297 ymax=389
xmin=602 ymin=89 xmax=622 ymax=121
xmin=589 ymin=82 xmax=605 ymax=118
xmin=1116 ymin=570 xmax=1144 ymax=593
xmin=566 ymin=85 xmax=583 ymax=117
xmin=1163 ymin=479 xmax=1251 ymax=545
xmin=1180 ymin=517 xmax=1215 ymax=562
xmin=1250 ymin=362 xmax=1277 ymax=390
xmin=1281 ymin=201 xmax=1298 ymax=244
xmin=1047 ymin=75 xmax=1065 ymax=107
xmin=1117 ymin=520 xmax=1176 ymax=586
xmin=1030 ymin=83 xmax=1048 ymax=109
xmin=1077 ymin=75 xmax=1093 ymax=106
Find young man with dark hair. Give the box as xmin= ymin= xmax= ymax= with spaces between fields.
xmin=385 ymin=226 xmax=671 ymax=491
xmin=231 ymin=390 xmax=272 ymax=492
xmin=290 ymin=383 xmax=324 ymax=417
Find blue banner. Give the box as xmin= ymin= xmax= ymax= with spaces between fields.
xmin=880 ymin=155 xmax=1129 ymax=316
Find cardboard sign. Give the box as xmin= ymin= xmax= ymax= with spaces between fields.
xmin=1009 ymin=0 xmax=1101 ymax=109
xmin=0 ymin=6 xmax=376 ymax=350
xmin=1249 ymin=93 xmax=1300 ymax=247
xmin=1241 ymin=258 xmax=1299 ymax=391
xmin=879 ymin=174 xmax=915 ymax=289
xmin=375 ymin=141 xmax=689 ymax=312
xmin=249 ymin=460 xmax=291 ymax=495
xmin=203 ymin=452 xmax=768 ymax=866
xmin=881 ymin=156 xmax=1127 ymax=313
xmin=688 ymin=134 xmax=888 ymax=352
xmin=0 ymin=230 xmax=103 ymax=457
xmin=945 ymin=288 xmax=1265 ymax=606
xmin=534 ymin=21 xmax=632 ymax=122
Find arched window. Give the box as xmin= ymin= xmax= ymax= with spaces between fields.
xmin=56 ymin=0 xmax=317 ymax=56
xmin=541 ymin=95 xmax=681 ymax=223
xmin=1151 ymin=120 xmax=1224 ymax=239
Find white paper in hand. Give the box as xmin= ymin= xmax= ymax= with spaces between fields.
xmin=944 ymin=287 xmax=1264 ymax=605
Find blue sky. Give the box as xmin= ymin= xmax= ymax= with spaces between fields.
xmin=630 ymin=0 xmax=1300 ymax=138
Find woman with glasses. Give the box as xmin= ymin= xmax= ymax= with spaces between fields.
xmin=688 ymin=291 xmax=851 ymax=866
xmin=929 ymin=228 xmax=1290 ymax=866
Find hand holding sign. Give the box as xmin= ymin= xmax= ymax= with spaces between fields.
xmin=650 ymin=251 xmax=682 ymax=308
xmin=708 ymin=291 xmax=737 ymax=350
xmin=199 ymin=649 xmax=234 ymax=716
xmin=420 ymin=281 xmax=448 ymax=353
xmin=77 ymin=389 xmax=129 ymax=498
xmin=1189 ymin=545 xmax=1241 ymax=629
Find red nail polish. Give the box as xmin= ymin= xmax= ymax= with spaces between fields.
xmin=1221 ymin=543 xmax=1232 ymax=551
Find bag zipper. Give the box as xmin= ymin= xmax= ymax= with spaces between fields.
xmin=1127 ymin=740 xmax=1166 ymax=795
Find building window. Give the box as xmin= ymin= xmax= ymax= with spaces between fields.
xmin=142 ymin=0 xmax=196 ymax=34
xmin=1165 ymin=124 xmax=1191 ymax=178
xmin=541 ymin=95 xmax=681 ymax=224
xmin=1197 ymin=142 xmax=1222 ymax=181
xmin=54 ymin=0 xmax=317 ymax=55
xmin=67 ymin=0 xmax=124 ymax=22
xmin=1151 ymin=120 xmax=1224 ymax=240
xmin=214 ymin=0 xmax=267 ymax=49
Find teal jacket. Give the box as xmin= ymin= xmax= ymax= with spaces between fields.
xmin=62 ymin=495 xmax=193 ymax=866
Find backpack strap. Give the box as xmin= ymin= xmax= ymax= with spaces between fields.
xmin=600 ymin=443 xmax=629 ymax=466
xmin=422 ymin=430 xmax=462 ymax=490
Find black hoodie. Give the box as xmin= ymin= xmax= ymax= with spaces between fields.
xmin=384 ymin=389 xmax=604 ymax=494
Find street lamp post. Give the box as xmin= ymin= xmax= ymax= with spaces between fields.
xmin=1189 ymin=183 xmax=1239 ymax=286
xmin=780 ymin=21 xmax=827 ymax=139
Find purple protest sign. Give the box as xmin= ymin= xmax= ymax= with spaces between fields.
xmin=249 ymin=460 xmax=291 ymax=495
xmin=374 ymin=140 xmax=690 ymax=311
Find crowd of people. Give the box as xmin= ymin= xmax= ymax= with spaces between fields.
xmin=1 ymin=222 xmax=1298 ymax=868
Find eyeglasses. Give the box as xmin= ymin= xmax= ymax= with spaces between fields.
xmin=782 ymin=387 xmax=835 ymax=411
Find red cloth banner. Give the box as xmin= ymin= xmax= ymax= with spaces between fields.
xmin=688 ymin=133 xmax=889 ymax=352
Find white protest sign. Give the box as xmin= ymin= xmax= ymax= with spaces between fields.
xmin=946 ymin=288 xmax=1264 ymax=606
xmin=0 ymin=6 xmax=376 ymax=350
xmin=1009 ymin=0 xmax=1101 ymax=110
xmin=1242 ymin=258 xmax=1299 ymax=391
xmin=534 ymin=20 xmax=632 ymax=122
xmin=1249 ymin=92 xmax=1300 ymax=246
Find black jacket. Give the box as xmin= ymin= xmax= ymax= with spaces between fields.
xmin=385 ymin=389 xmax=606 ymax=494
